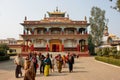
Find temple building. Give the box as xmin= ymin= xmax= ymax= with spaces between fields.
xmin=20 ymin=8 xmax=90 ymax=56
xmin=101 ymin=26 xmax=120 ymax=51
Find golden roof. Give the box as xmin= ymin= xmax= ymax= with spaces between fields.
xmin=109 ymin=33 xmax=116 ymax=37
xmin=47 ymin=12 xmax=65 ymax=14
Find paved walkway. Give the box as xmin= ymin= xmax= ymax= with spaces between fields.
xmin=0 ymin=56 xmax=120 ymax=80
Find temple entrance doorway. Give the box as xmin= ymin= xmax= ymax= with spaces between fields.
xmin=50 ymin=39 xmax=62 ymax=52
xmin=52 ymin=44 xmax=59 ymax=52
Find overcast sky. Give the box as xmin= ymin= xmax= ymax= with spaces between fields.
xmin=0 ymin=0 xmax=119 ymax=39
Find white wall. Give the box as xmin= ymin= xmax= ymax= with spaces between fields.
xmin=64 ymin=40 xmax=76 ymax=47
xmin=117 ymin=45 xmax=120 ymax=51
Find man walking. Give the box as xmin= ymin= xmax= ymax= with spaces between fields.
xmin=14 ymin=54 xmax=24 ymax=78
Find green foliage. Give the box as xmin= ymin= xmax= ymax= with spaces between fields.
xmin=96 ymin=47 xmax=119 ymax=58
xmin=96 ymin=48 xmax=102 ymax=56
xmin=109 ymin=47 xmax=117 ymax=58
xmin=0 ymin=49 xmax=6 ymax=56
xmin=95 ymin=56 xmax=120 ymax=66
xmin=117 ymin=0 xmax=120 ymax=10
xmin=111 ymin=47 xmax=117 ymax=54
xmin=102 ymin=47 xmax=110 ymax=56
xmin=109 ymin=52 xmax=114 ymax=57
xmin=110 ymin=0 xmax=120 ymax=12
xmin=114 ymin=51 xmax=120 ymax=59
xmin=89 ymin=7 xmax=106 ymax=46
xmin=88 ymin=35 xmax=95 ymax=55
xmin=0 ymin=44 xmax=9 ymax=56
xmin=0 ymin=55 xmax=10 ymax=61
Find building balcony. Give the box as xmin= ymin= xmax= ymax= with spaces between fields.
xmin=20 ymin=33 xmax=89 ymax=39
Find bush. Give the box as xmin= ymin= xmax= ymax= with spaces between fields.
xmin=115 ymin=51 xmax=120 ymax=59
xmin=109 ymin=52 xmax=114 ymax=57
xmin=95 ymin=56 xmax=120 ymax=66
xmin=0 ymin=55 xmax=10 ymax=61
xmin=102 ymin=47 xmax=109 ymax=56
xmin=96 ymin=48 xmax=102 ymax=56
xmin=0 ymin=49 xmax=6 ymax=56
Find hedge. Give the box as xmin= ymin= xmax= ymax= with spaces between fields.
xmin=0 ymin=55 xmax=10 ymax=61
xmin=95 ymin=56 xmax=120 ymax=66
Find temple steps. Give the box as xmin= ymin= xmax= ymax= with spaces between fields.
xmin=21 ymin=51 xmax=90 ymax=57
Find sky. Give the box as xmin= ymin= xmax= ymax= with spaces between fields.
xmin=0 ymin=0 xmax=120 ymax=39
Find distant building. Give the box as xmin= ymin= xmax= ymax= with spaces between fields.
xmin=0 ymin=38 xmax=17 ymax=45
xmin=101 ymin=26 xmax=120 ymax=51
xmin=0 ymin=38 xmax=23 ymax=54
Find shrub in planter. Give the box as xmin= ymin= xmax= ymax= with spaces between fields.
xmin=110 ymin=47 xmax=117 ymax=58
xmin=96 ymin=48 xmax=102 ymax=56
xmin=102 ymin=47 xmax=109 ymax=57
xmin=109 ymin=52 xmax=114 ymax=58
xmin=115 ymin=51 xmax=120 ymax=59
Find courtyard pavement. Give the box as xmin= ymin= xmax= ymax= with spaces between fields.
xmin=0 ymin=56 xmax=120 ymax=80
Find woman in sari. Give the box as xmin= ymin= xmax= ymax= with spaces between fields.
xmin=24 ymin=61 xmax=36 ymax=80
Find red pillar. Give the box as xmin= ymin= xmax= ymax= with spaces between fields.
xmin=77 ymin=44 xmax=80 ymax=52
xmin=62 ymin=31 xmax=64 ymax=35
xmin=22 ymin=45 xmax=25 ymax=52
xmin=79 ymin=44 xmax=80 ymax=52
xmin=46 ymin=44 xmax=48 ymax=51
xmin=26 ymin=40 xmax=29 ymax=52
xmin=56 ymin=45 xmax=59 ymax=52
xmin=30 ymin=44 xmax=34 ymax=51
xmin=86 ymin=45 xmax=88 ymax=51
xmin=84 ymin=45 xmax=86 ymax=51
xmin=32 ymin=31 xmax=34 ymax=35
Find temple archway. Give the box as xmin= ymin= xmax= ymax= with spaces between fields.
xmin=49 ymin=39 xmax=62 ymax=52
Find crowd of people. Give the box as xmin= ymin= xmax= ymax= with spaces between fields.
xmin=14 ymin=52 xmax=75 ymax=80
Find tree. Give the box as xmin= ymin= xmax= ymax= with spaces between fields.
xmin=88 ymin=35 xmax=95 ymax=55
xmin=89 ymin=7 xmax=106 ymax=46
xmin=0 ymin=44 xmax=9 ymax=56
xmin=110 ymin=0 xmax=120 ymax=12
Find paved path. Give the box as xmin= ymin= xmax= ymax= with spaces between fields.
xmin=0 ymin=56 xmax=120 ymax=80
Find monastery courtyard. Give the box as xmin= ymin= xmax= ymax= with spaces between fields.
xmin=0 ymin=56 xmax=120 ymax=80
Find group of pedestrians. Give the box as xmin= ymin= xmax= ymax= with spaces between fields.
xmin=14 ymin=52 xmax=75 ymax=79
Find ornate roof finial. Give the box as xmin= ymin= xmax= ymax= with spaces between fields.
xmin=56 ymin=7 xmax=58 ymax=12
xmin=84 ymin=16 xmax=87 ymax=21
xmin=25 ymin=16 xmax=27 ymax=21
xmin=44 ymin=14 xmax=46 ymax=18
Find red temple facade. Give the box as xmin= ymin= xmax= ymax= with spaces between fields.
xmin=20 ymin=8 xmax=90 ymax=56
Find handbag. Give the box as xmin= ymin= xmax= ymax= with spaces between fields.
xmin=36 ymin=63 xmax=39 ymax=68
